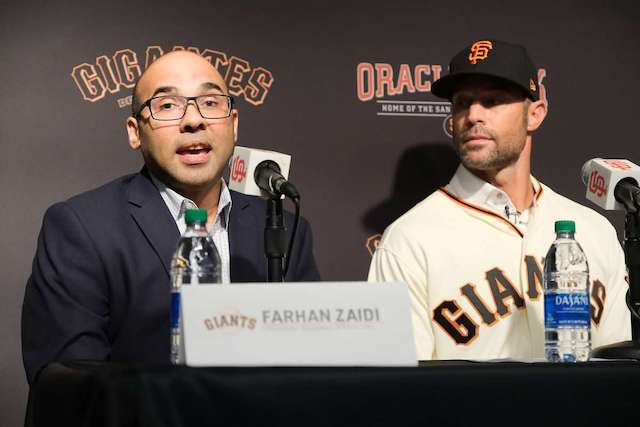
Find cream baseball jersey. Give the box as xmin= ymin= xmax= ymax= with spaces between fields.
xmin=369 ymin=165 xmax=631 ymax=360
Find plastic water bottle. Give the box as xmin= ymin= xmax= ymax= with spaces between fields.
xmin=543 ymin=220 xmax=591 ymax=362
xmin=170 ymin=208 xmax=222 ymax=364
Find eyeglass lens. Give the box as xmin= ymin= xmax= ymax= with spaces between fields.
xmin=149 ymin=95 xmax=230 ymax=120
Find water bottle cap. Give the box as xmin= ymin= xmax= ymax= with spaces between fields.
xmin=185 ymin=208 xmax=207 ymax=224
xmin=555 ymin=220 xmax=575 ymax=233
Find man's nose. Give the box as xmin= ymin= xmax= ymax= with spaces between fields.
xmin=179 ymin=101 xmax=206 ymax=132
xmin=466 ymin=101 xmax=487 ymax=124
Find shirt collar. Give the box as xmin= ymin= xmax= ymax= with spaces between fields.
xmin=150 ymin=173 xmax=232 ymax=229
xmin=446 ymin=164 xmax=542 ymax=215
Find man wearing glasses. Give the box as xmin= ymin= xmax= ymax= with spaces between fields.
xmin=22 ymin=51 xmax=320 ymax=384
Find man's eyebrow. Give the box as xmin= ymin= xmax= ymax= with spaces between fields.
xmin=151 ymin=86 xmax=177 ymax=97
xmin=200 ymin=82 xmax=225 ymax=93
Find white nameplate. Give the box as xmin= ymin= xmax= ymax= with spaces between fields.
xmin=180 ymin=282 xmax=416 ymax=367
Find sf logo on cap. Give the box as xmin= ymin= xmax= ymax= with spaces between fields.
xmin=468 ymin=40 xmax=493 ymax=64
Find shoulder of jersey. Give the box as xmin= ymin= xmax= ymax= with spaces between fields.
xmin=540 ymin=183 xmax=615 ymax=232
xmin=383 ymin=190 xmax=463 ymax=237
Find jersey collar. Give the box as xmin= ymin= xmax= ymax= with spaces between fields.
xmin=446 ymin=164 xmax=542 ymax=217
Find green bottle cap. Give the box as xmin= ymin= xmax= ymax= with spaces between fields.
xmin=185 ymin=208 xmax=207 ymax=225
xmin=555 ymin=220 xmax=575 ymax=233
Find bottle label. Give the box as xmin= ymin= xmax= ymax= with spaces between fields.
xmin=544 ymin=293 xmax=590 ymax=327
xmin=170 ymin=292 xmax=181 ymax=329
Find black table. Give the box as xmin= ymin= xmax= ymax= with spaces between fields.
xmin=26 ymin=360 xmax=640 ymax=427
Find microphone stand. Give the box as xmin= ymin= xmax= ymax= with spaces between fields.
xmin=264 ymin=196 xmax=286 ymax=282
xmin=592 ymin=183 xmax=640 ymax=359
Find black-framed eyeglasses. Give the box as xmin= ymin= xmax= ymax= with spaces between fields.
xmin=136 ymin=94 xmax=234 ymax=121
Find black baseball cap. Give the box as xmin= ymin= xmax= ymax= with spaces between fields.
xmin=432 ymin=39 xmax=539 ymax=101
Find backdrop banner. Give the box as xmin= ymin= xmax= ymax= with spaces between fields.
xmin=2 ymin=1 xmax=639 ymax=425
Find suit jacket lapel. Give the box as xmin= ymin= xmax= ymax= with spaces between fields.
xmin=229 ymin=190 xmax=265 ymax=282
xmin=127 ymin=169 xmax=180 ymax=276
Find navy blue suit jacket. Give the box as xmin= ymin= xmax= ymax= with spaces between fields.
xmin=22 ymin=169 xmax=320 ymax=384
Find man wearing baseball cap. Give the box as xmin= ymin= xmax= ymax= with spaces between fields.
xmin=369 ymin=40 xmax=630 ymax=360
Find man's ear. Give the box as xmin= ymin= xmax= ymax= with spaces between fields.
xmin=126 ymin=116 xmax=141 ymax=150
xmin=232 ymin=109 xmax=239 ymax=143
xmin=527 ymin=100 xmax=547 ymax=132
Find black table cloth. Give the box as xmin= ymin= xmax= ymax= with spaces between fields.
xmin=25 ymin=360 xmax=640 ymax=427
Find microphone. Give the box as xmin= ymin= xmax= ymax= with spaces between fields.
xmin=581 ymin=158 xmax=640 ymax=212
xmin=228 ymin=146 xmax=300 ymax=199
xmin=254 ymin=160 xmax=300 ymax=199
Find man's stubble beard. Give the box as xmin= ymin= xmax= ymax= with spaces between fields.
xmin=453 ymin=109 xmax=528 ymax=172
xmin=454 ymin=131 xmax=525 ymax=171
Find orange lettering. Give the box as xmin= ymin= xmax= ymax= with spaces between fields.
xmin=113 ymin=49 xmax=141 ymax=88
xmin=375 ymin=63 xmax=396 ymax=98
xmin=226 ymin=56 xmax=250 ymax=97
xmin=96 ymin=55 xmax=120 ymax=94
xmin=357 ymin=63 xmax=375 ymax=101
xmin=537 ymin=68 xmax=547 ymax=104
xmin=201 ymin=49 xmax=229 ymax=76
xmin=70 ymin=63 xmax=106 ymax=102
xmin=395 ymin=64 xmax=415 ymax=94
xmin=414 ymin=65 xmax=431 ymax=92
xmin=244 ymin=67 xmax=273 ymax=106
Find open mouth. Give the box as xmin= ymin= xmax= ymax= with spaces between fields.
xmin=176 ymin=144 xmax=212 ymax=165
xmin=177 ymin=146 xmax=211 ymax=155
